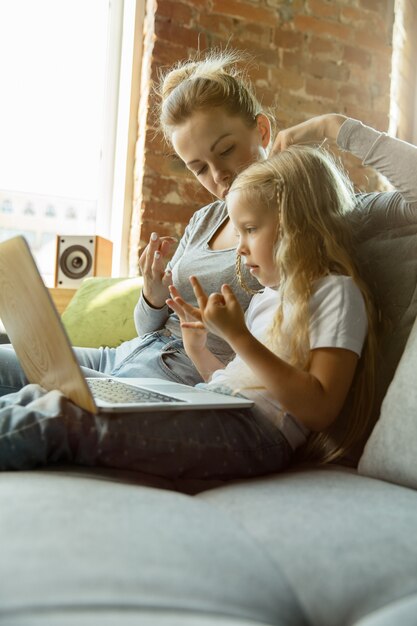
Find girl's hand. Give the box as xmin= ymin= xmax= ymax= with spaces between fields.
xmin=271 ymin=114 xmax=347 ymax=154
xmin=139 ymin=232 xmax=177 ymax=308
xmin=166 ymin=285 xmax=208 ymax=355
xmin=189 ymin=276 xmax=248 ymax=345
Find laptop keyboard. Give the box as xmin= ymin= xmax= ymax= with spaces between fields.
xmin=87 ymin=378 xmax=185 ymax=404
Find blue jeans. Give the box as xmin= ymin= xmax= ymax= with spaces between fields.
xmin=0 ymin=331 xmax=203 ymax=396
xmin=0 ymin=384 xmax=293 ymax=479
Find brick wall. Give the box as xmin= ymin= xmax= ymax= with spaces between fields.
xmin=130 ymin=0 xmax=395 ymax=272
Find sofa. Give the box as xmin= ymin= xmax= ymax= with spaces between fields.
xmin=1 ymin=193 xmax=417 ymax=626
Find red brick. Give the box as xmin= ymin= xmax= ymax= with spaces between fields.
xmin=144 ymin=129 xmax=167 ymax=154
xmin=372 ymin=95 xmax=390 ymax=114
xmin=180 ymin=0 xmax=212 ymax=9
xmin=179 ymin=179 xmax=212 ymax=205
xmin=282 ymin=48 xmax=305 ymax=70
xmin=144 ymin=201 xmax=194 ymax=224
xmin=343 ymin=44 xmax=371 ymax=68
xmin=155 ymin=0 xmax=194 ymax=25
xmin=305 ymin=58 xmax=350 ymax=82
xmin=348 ymin=64 xmax=372 ymax=87
xmin=339 ymin=83 xmax=371 ymax=107
xmin=258 ymin=88 xmax=278 ymax=108
xmin=152 ymin=39 xmax=190 ymax=69
xmin=305 ymin=76 xmax=339 ymax=100
xmin=294 ymin=14 xmax=353 ymax=43
xmin=307 ymin=0 xmax=339 ymax=20
xmin=340 ymin=5 xmax=369 ymax=26
xmin=155 ymin=19 xmax=207 ymax=50
xmin=308 ymin=36 xmax=338 ymax=56
xmin=274 ymin=27 xmax=304 ymax=49
xmin=371 ymin=56 xmax=394 ymax=81
xmin=278 ymin=91 xmax=332 ymax=116
xmin=139 ymin=222 xmax=183 ymax=250
xmin=230 ymin=42 xmax=280 ymax=66
xmin=197 ymin=13 xmax=235 ymax=36
xmin=211 ymin=0 xmax=279 ymax=26
xmin=359 ymin=0 xmax=389 ymax=15
xmin=270 ymin=67 xmax=305 ymax=91
xmin=248 ymin=63 xmax=270 ymax=85
xmin=144 ymin=154 xmax=188 ymax=178
xmin=343 ymin=104 xmax=389 ymax=131
xmin=234 ymin=21 xmax=274 ymax=46
xmin=143 ymin=175 xmax=182 ymax=202
xmin=354 ymin=29 xmax=391 ymax=53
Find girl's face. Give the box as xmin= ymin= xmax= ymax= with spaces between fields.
xmin=171 ymin=109 xmax=270 ymax=200
xmin=228 ymin=191 xmax=280 ymax=288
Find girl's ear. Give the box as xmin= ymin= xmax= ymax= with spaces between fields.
xmin=256 ymin=113 xmax=271 ymax=149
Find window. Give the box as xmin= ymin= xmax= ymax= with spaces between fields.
xmin=389 ymin=0 xmax=417 ymax=144
xmin=0 ymin=0 xmax=142 ymax=284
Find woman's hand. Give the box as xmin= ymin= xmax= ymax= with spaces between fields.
xmin=189 ymin=276 xmax=248 ymax=345
xmin=271 ymin=114 xmax=347 ymax=154
xmin=139 ymin=232 xmax=177 ymax=308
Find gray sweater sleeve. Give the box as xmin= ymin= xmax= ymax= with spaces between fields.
xmin=337 ymin=118 xmax=417 ymax=206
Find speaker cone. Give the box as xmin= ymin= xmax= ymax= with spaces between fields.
xmin=59 ymin=244 xmax=93 ymax=279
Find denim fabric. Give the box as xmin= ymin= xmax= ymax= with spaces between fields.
xmin=0 ymin=384 xmax=293 ymax=479
xmin=0 ymin=331 xmax=203 ymax=396
xmin=106 ymin=331 xmax=204 ymax=385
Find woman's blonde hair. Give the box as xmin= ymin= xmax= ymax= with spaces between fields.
xmin=156 ymin=48 xmax=267 ymax=143
xmin=229 ymin=146 xmax=378 ymax=464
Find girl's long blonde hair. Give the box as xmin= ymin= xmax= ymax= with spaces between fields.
xmin=229 ymin=146 xmax=378 ymax=464
xmin=156 ymin=48 xmax=270 ymax=143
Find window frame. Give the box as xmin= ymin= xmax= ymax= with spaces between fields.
xmin=108 ymin=0 xmax=145 ymax=277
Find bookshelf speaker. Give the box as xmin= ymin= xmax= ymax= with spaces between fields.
xmin=54 ymin=235 xmax=113 ymax=288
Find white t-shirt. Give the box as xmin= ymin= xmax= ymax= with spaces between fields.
xmin=209 ymin=274 xmax=368 ymax=449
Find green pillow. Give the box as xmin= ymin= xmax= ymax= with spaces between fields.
xmin=62 ymin=276 xmax=143 ymax=348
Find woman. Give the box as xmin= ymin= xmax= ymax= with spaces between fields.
xmin=0 ymin=49 xmax=270 ymax=395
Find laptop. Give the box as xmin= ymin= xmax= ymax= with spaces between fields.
xmin=0 ymin=236 xmax=253 ymax=414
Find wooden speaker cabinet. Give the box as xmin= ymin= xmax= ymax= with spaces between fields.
xmin=54 ymin=235 xmax=113 ymax=288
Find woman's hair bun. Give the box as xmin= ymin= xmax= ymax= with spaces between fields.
xmin=160 ymin=62 xmax=199 ymax=100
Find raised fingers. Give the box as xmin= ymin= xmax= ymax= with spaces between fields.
xmin=140 ymin=233 xmax=177 ymax=274
xmin=167 ymin=286 xmax=202 ymax=321
xmin=160 ymin=236 xmax=177 ymax=258
xmin=166 ymin=295 xmax=187 ymax=321
xmin=189 ymin=275 xmax=208 ymax=309
xmin=221 ymin=283 xmax=237 ymax=304
xmin=139 ymin=232 xmax=160 ymax=275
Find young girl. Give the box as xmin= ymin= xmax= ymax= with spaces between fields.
xmin=0 ymin=146 xmax=378 ymax=473
xmin=168 ymin=146 xmax=378 ymax=465
xmin=0 ymin=49 xmax=268 ymax=396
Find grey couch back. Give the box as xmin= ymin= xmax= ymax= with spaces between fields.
xmin=326 ymin=191 xmax=417 ymax=465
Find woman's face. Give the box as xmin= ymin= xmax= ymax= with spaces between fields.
xmin=171 ymin=109 xmax=270 ymax=200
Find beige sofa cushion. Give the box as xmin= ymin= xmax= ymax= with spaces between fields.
xmin=358 ymin=312 xmax=417 ymax=489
